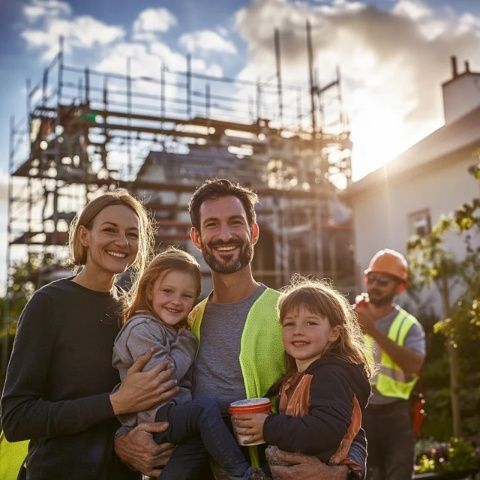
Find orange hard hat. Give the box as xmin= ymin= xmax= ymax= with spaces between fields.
xmin=364 ymin=249 xmax=408 ymax=283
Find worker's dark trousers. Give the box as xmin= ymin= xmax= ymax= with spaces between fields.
xmin=364 ymin=400 xmax=414 ymax=480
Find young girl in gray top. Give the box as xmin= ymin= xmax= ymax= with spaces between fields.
xmin=113 ymin=247 xmax=263 ymax=480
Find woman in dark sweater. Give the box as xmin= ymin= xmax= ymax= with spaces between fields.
xmin=1 ymin=190 xmax=176 ymax=480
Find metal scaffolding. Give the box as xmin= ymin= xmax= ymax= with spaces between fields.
xmin=4 ymin=27 xmax=355 ymax=371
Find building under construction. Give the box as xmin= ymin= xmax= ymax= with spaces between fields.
xmin=7 ymin=28 xmax=354 ymax=298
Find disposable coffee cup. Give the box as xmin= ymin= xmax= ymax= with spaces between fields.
xmin=228 ymin=397 xmax=271 ymax=446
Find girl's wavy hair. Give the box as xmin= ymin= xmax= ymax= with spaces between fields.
xmin=278 ymin=275 xmax=373 ymax=378
xmin=68 ymin=189 xmax=155 ymax=302
xmin=123 ymin=246 xmax=202 ymax=324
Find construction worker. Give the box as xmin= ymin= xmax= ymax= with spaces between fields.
xmin=354 ymin=249 xmax=426 ymax=480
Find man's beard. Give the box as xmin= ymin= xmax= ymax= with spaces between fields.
xmin=202 ymin=239 xmax=253 ymax=274
xmin=367 ymin=288 xmax=396 ymax=307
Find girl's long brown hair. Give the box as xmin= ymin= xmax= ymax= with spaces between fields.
xmin=123 ymin=246 xmax=201 ymax=323
xmin=278 ymin=275 xmax=373 ymax=378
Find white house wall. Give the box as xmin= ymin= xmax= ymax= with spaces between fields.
xmin=351 ymin=155 xmax=478 ymax=315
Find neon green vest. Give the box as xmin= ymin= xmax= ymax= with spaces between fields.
xmin=188 ymin=288 xmax=285 ymax=467
xmin=364 ymin=308 xmax=420 ymax=400
xmin=0 ymin=432 xmax=28 ymax=480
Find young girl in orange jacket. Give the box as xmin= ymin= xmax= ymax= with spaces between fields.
xmin=232 ymin=277 xmax=372 ymax=479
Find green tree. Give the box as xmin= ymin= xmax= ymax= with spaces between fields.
xmin=1 ymin=253 xmax=66 ymax=385
xmin=407 ymin=162 xmax=480 ymax=437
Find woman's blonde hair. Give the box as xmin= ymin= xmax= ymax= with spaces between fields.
xmin=278 ymin=275 xmax=373 ymax=378
xmin=68 ymin=189 xmax=155 ymax=300
xmin=124 ymin=246 xmax=202 ymax=324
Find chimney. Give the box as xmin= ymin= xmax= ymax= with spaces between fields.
xmin=451 ymin=55 xmax=458 ymax=78
xmin=443 ymin=57 xmax=480 ymax=124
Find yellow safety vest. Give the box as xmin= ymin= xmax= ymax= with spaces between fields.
xmin=364 ymin=308 xmax=420 ymax=400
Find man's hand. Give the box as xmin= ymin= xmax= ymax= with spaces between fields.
xmin=110 ymin=349 xmax=178 ymax=415
xmin=269 ymin=449 xmax=349 ymax=480
xmin=354 ymin=305 xmax=376 ymax=336
xmin=115 ymin=422 xmax=174 ymax=477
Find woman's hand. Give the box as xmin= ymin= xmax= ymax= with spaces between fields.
xmin=115 ymin=422 xmax=174 ymax=477
xmin=231 ymin=413 xmax=268 ymax=445
xmin=110 ymin=349 xmax=178 ymax=415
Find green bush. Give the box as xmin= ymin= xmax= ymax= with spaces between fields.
xmin=415 ymin=438 xmax=480 ymax=474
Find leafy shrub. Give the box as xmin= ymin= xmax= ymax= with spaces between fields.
xmin=415 ymin=438 xmax=480 ymax=474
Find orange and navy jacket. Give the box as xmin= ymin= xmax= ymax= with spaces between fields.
xmin=263 ymin=354 xmax=371 ymax=466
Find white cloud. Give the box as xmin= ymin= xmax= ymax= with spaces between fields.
xmin=95 ymin=42 xmax=151 ymax=75
xmin=72 ymin=17 xmax=124 ymax=47
xmin=95 ymin=40 xmax=224 ymax=83
xmin=393 ymin=0 xmax=449 ymax=40
xmin=23 ymin=0 xmax=71 ymax=22
xmin=456 ymin=13 xmax=480 ymax=37
xmin=416 ymin=17 xmax=446 ymax=40
xmin=95 ymin=41 xmax=180 ymax=102
xmin=21 ymin=30 xmax=59 ymax=61
xmin=234 ymin=0 xmax=480 ymax=178
xmin=179 ymin=30 xmax=237 ymax=54
xmin=191 ymin=59 xmax=224 ymax=77
xmin=133 ymin=8 xmax=177 ymax=34
xmin=393 ymin=0 xmax=431 ymax=21
xmin=131 ymin=31 xmax=160 ymax=43
xmin=21 ymin=1 xmax=125 ymax=61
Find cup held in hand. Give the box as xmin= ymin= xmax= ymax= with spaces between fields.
xmin=229 ymin=397 xmax=271 ymax=446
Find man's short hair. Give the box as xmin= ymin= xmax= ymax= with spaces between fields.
xmin=189 ymin=179 xmax=258 ymax=231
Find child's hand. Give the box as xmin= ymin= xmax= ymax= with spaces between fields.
xmin=231 ymin=413 xmax=268 ymax=445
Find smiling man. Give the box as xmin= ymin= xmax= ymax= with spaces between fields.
xmin=191 ymin=194 xmax=256 ymax=276
xmin=355 ymin=249 xmax=426 ymax=480
xmin=186 ymin=179 xmax=365 ymax=480
xmin=188 ymin=181 xmax=283 ymax=432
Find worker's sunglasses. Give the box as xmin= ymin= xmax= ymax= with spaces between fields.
xmin=366 ymin=274 xmax=395 ymax=287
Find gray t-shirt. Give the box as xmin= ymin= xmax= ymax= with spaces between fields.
xmin=192 ymin=284 xmax=266 ymax=414
xmin=370 ymin=305 xmax=426 ymax=405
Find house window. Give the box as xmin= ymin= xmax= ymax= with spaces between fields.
xmin=409 ymin=209 xmax=431 ymax=237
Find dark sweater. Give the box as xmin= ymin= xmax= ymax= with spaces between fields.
xmin=263 ymin=355 xmax=371 ymax=462
xmin=1 ymin=277 xmax=138 ymax=480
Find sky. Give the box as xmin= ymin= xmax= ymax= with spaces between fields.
xmin=1 ymin=0 xmax=480 ymax=291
